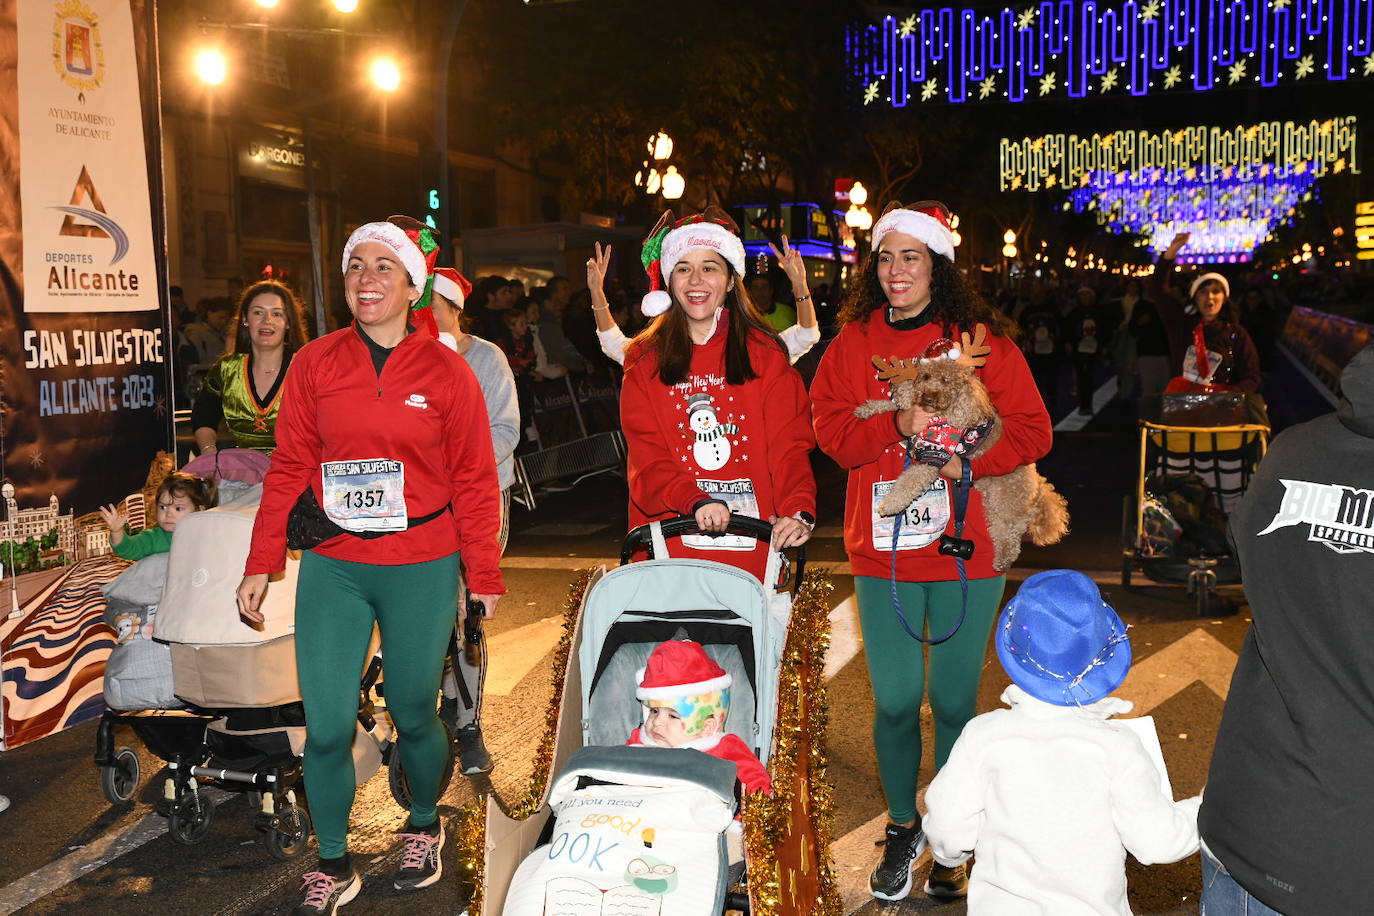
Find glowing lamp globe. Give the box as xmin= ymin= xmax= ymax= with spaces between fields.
xmin=849 ymin=181 xmax=869 ymax=206
xmin=661 ymin=165 xmax=685 ymax=200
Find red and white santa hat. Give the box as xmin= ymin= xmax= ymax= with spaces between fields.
xmin=870 ymin=201 xmax=956 ymax=262
xmin=431 ymin=266 xmax=473 ymax=309
xmin=635 ymin=639 xmax=732 ymax=701
xmin=640 ymin=210 xmax=747 ymax=318
xmin=340 ymin=219 xmax=435 ymax=289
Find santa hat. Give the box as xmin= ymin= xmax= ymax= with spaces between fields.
xmin=639 ymin=209 xmax=747 ymax=318
xmin=431 ymin=266 xmax=473 ymax=309
xmin=1188 ymin=272 xmax=1230 ymax=302
xmin=635 ymin=640 xmax=732 ymax=702
xmin=341 ymin=216 xmax=442 ymax=337
xmin=871 ymin=200 xmax=956 ymax=262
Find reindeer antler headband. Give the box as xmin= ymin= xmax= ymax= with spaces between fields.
xmin=871 ymin=324 xmax=992 ymax=384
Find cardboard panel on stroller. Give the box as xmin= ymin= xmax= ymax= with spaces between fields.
xmin=462 ymin=516 xmax=840 ymax=916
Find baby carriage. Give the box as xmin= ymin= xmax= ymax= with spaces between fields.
xmin=459 ymin=514 xmax=840 ymax=916
xmin=94 ymin=480 xmax=394 ymax=859
xmin=1121 ymin=395 xmax=1269 ymax=615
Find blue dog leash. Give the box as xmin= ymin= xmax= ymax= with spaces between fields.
xmin=888 ymin=456 xmax=973 ymax=645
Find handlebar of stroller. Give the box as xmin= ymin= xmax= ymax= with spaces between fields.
xmin=619 ymin=513 xmax=808 ymax=596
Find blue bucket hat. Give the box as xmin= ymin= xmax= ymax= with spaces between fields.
xmin=995 ymin=570 xmax=1131 ymax=706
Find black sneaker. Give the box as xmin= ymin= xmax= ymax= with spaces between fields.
xmin=924 ymin=861 xmax=969 ymax=899
xmin=393 ymin=820 xmax=445 ymax=891
xmin=870 ymin=822 xmax=927 ymax=901
xmin=457 ymin=724 xmax=493 ymax=775
xmin=294 ymin=870 xmax=361 ymax=914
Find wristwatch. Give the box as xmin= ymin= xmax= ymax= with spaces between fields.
xmin=794 ymin=511 xmax=816 ymax=530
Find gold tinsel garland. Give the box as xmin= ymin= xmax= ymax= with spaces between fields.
xmin=453 ymin=566 xmax=596 ymax=914
xmin=454 ymin=796 xmax=487 ymax=915
xmin=740 ymin=571 xmax=843 ymax=916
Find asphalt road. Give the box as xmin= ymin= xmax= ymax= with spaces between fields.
xmin=0 ymin=371 xmax=1323 ymax=915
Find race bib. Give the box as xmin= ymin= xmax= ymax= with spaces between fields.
xmin=872 ymin=478 xmax=950 ymax=551
xmin=685 ymin=478 xmax=760 ymax=551
xmin=321 ymin=459 xmax=407 ymax=533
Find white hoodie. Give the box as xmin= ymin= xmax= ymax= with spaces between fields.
xmin=924 ymin=685 xmax=1200 ymax=915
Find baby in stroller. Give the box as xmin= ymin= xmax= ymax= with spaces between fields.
xmin=628 ymin=639 xmax=772 ymax=884
xmin=502 ymin=640 xmax=771 ymax=916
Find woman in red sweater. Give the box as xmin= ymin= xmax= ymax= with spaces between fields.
xmin=811 ymin=202 xmax=1052 ymax=902
xmin=594 ymin=210 xmax=816 ymax=581
xmin=236 ymin=217 xmax=504 ymax=914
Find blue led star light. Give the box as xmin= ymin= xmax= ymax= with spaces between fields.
xmin=1066 ymin=166 xmax=1322 ymax=261
xmin=850 ymin=0 xmax=1374 ymax=105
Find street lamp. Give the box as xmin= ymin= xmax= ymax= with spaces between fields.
xmin=333 ymin=0 xmax=359 ymax=11
xmin=661 ymin=165 xmax=685 ymax=201
xmin=370 ymin=57 xmax=401 ymax=92
xmin=194 ymin=48 xmax=227 ymax=85
xmin=1001 ymin=229 xmax=1017 ymax=259
xmin=255 ymin=0 xmax=279 ymax=7
xmin=648 ymin=131 xmax=674 ymax=163
xmin=849 ymin=181 xmax=868 ymax=207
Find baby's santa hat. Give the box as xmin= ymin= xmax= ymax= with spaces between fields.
xmin=639 ymin=208 xmax=747 ymax=318
xmin=431 ymin=266 xmax=473 ymax=309
xmin=636 ymin=639 xmax=732 ymax=702
xmin=870 ymin=200 xmax=957 ymax=262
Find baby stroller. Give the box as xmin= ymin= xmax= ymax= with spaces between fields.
xmin=94 ymin=481 xmax=393 ymax=860
xmin=1121 ymin=402 xmax=1269 ymax=616
xmin=460 ymin=514 xmax=840 ymax=916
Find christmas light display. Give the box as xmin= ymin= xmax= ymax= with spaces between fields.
xmin=999 ymin=115 xmax=1358 ymax=191
xmin=1065 ymin=166 xmax=1321 ymax=261
xmin=850 ymin=0 xmax=1374 ymax=106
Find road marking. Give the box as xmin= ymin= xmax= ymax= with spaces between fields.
xmin=1115 ymin=627 xmax=1238 ymax=715
xmin=1053 ymin=377 xmax=1118 ymax=432
xmin=824 ymin=596 xmax=861 ymax=681
xmin=485 ymin=615 xmax=570 ymax=696
xmin=0 ymin=788 xmax=230 ymax=916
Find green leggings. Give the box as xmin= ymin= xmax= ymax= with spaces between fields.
xmin=296 ymin=551 xmax=460 ymax=858
xmin=854 ymin=574 xmax=1006 ymax=825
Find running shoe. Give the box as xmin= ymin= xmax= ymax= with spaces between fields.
xmin=870 ymin=822 xmax=927 ymax=901
xmin=925 ymin=861 xmax=969 ymax=898
xmin=294 ymin=870 xmax=360 ymax=915
xmin=393 ymin=820 xmax=445 ymax=891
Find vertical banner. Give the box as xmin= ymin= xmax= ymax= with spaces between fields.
xmin=0 ymin=0 xmax=171 ymax=749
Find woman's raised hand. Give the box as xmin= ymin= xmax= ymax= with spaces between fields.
xmin=1164 ymin=232 xmax=1191 ymax=259
xmin=768 ymin=235 xmax=808 ymax=293
xmin=587 ymin=242 xmax=612 ymax=308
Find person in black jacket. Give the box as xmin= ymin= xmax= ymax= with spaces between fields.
xmin=1199 ymin=345 xmax=1374 ymax=914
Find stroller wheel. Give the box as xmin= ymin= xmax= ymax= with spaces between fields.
xmin=387 ymin=731 xmax=457 ymax=810
xmin=168 ymin=790 xmax=214 ymax=845
xmin=100 ymin=747 xmax=141 ymax=805
xmin=263 ymin=803 xmax=312 ymax=861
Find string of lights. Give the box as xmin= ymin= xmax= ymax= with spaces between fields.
xmin=998 ymin=115 xmax=1357 ymax=191
xmin=1063 ymin=166 xmax=1321 ymax=261
xmin=850 ymin=0 xmax=1374 ymax=106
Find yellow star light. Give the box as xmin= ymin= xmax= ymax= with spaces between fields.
xmin=1227 ymin=59 xmax=1247 ymax=84
xmin=1141 ymin=0 xmax=1161 ymax=21
xmin=1162 ymin=65 xmax=1182 ymax=89
xmin=979 ymin=75 xmax=996 ymax=99
xmin=1100 ymin=67 xmax=1119 ymax=92
xmin=1046 ymin=173 xmax=1058 ymax=188
xmin=863 ymin=81 xmax=881 ymax=105
xmin=1272 ymin=0 xmax=1291 ymax=8
xmin=1295 ymin=54 xmax=1315 ymax=79
xmin=1038 ymin=72 xmax=1057 ymax=95
xmin=1335 ymin=158 xmax=1347 ymax=173
xmin=1011 ymin=175 xmax=1023 ymax=189
xmin=1364 ymin=53 xmax=1374 ymax=76
xmin=920 ymin=78 xmax=938 ymax=101
xmin=898 ymin=14 xmax=917 ymax=37
xmin=1017 ymin=8 xmax=1036 ymax=30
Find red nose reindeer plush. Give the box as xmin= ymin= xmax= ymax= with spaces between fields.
xmin=854 ymin=326 xmax=1069 ymax=570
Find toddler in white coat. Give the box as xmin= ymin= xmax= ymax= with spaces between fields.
xmin=923 ymin=569 xmax=1200 ymax=914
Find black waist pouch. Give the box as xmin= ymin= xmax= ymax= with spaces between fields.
xmin=286 ymin=488 xmax=447 ymax=550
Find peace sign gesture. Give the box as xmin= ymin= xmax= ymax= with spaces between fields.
xmin=768 ymin=235 xmax=808 ymax=294
xmin=586 ymin=242 xmax=612 ymax=310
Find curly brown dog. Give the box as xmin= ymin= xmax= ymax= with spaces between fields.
xmin=855 ymin=353 xmax=1069 ymax=571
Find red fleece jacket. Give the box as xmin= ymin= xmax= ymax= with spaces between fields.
xmin=244 ymin=325 xmax=505 ymax=595
xmin=810 ymin=311 xmax=1052 ymax=582
xmin=620 ymin=321 xmax=815 ymax=580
